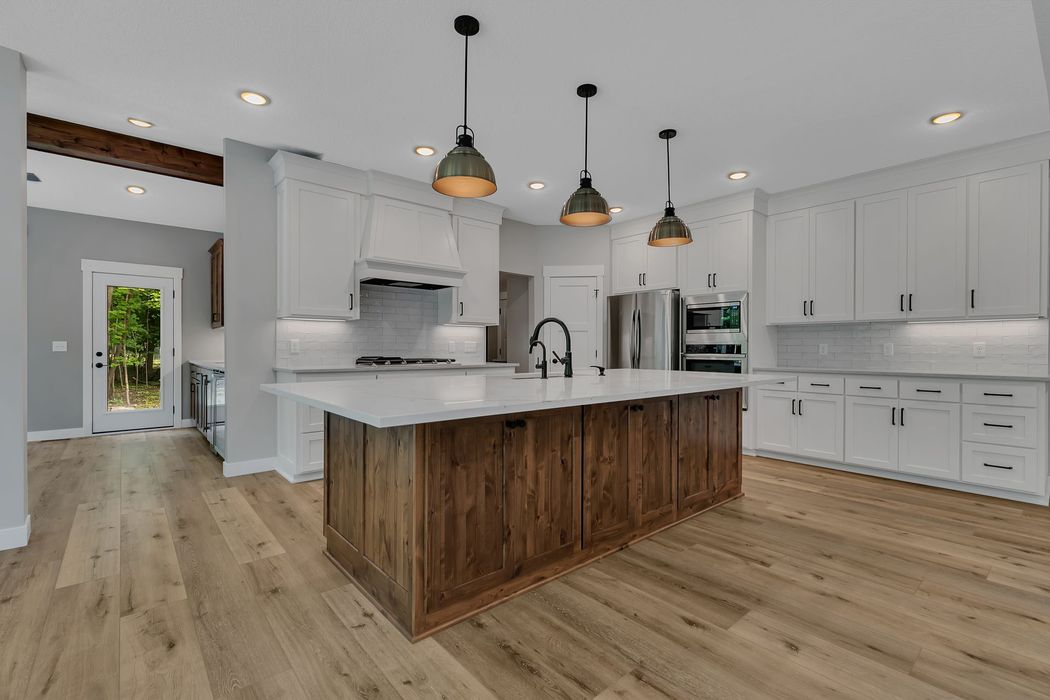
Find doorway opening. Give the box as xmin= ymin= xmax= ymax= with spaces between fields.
xmin=82 ymin=260 xmax=183 ymax=434
xmin=488 ymin=271 xmax=534 ymax=370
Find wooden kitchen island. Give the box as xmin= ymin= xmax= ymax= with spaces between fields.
xmin=262 ymin=370 xmax=781 ymax=640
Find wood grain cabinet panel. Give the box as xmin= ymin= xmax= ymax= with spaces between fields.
xmin=582 ymin=401 xmax=633 ymax=548
xmin=678 ymin=391 xmax=742 ymax=516
xmin=324 ymin=414 xmax=365 ymax=547
xmin=631 ymin=397 xmax=677 ymax=529
xmin=423 ymin=417 xmax=510 ymax=611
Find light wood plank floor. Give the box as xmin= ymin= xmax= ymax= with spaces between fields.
xmin=2 ymin=429 xmax=1049 ymax=699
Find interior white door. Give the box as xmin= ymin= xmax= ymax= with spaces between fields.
xmin=91 ymin=272 xmax=175 ymax=433
xmin=767 ymin=210 xmax=810 ymax=323
xmin=908 ymin=178 xmax=966 ymax=320
xmin=844 ymin=397 xmax=899 ymax=471
xmin=755 ymin=390 xmax=797 ymax=453
xmin=967 ymin=163 xmax=1042 ymax=317
xmin=544 ymin=275 xmax=601 ymax=369
xmin=855 ymin=191 xmax=907 ymax=321
xmin=808 ymin=201 xmax=855 ymax=322
xmin=796 ymin=393 xmax=844 ymax=461
xmin=898 ymin=399 xmax=961 ymax=480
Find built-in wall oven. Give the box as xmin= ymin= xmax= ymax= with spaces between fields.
xmin=682 ymin=291 xmax=749 ymax=404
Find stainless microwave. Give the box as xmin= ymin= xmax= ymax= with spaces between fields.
xmin=682 ymin=291 xmax=748 ymax=345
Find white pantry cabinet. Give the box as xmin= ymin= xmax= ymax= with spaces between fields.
xmin=276 ymin=179 xmax=363 ymax=320
xmin=967 ymin=163 xmax=1043 ymax=318
xmin=766 ymin=201 xmax=854 ymax=323
xmin=610 ymin=231 xmax=677 ymax=294
xmin=678 ymin=212 xmax=750 ymax=294
xmin=439 ymin=216 xmax=500 ymax=325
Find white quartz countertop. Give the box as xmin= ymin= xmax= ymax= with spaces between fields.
xmin=188 ymin=360 xmax=225 ymax=372
xmin=261 ymin=369 xmax=785 ymax=427
xmin=273 ymin=362 xmax=518 ymax=373
xmin=753 ymin=366 xmax=1050 ymax=382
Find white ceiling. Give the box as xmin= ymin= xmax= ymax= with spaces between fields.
xmin=4 ymin=0 xmax=1049 ymax=225
xmin=27 ymin=151 xmax=224 ymax=232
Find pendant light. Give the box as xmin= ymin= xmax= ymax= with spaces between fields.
xmin=648 ymin=129 xmax=692 ymax=247
xmin=560 ymin=83 xmax=611 ymax=226
xmin=432 ymin=15 xmax=497 ymax=198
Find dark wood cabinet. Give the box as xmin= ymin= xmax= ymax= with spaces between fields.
xmin=631 ymin=397 xmax=677 ymax=529
xmin=678 ymin=390 xmax=742 ymax=517
xmin=209 ymin=239 xmax=223 ymax=328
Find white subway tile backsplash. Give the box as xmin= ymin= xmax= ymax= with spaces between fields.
xmin=776 ymin=320 xmax=1049 ymax=374
xmin=275 ymin=286 xmax=486 ymax=369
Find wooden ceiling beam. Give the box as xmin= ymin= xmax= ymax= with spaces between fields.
xmin=27 ymin=113 xmax=223 ymax=186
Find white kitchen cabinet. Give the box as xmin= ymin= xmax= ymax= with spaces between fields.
xmin=908 ymin=178 xmax=967 ymax=319
xmin=609 ymin=231 xmax=677 ymax=294
xmin=898 ymin=400 xmax=960 ymax=480
xmin=796 ymin=393 xmax=844 ymax=461
xmin=276 ymin=179 xmax=363 ymax=320
xmin=678 ymin=213 xmax=750 ymax=294
xmin=439 ymin=216 xmax=500 ymax=325
xmin=967 ymin=163 xmax=1043 ymax=318
xmin=766 ymin=202 xmax=853 ymax=324
xmin=755 ymin=389 xmax=797 ymax=453
xmin=855 ymin=191 xmax=907 ymax=321
xmin=766 ymin=210 xmax=809 ymax=323
xmin=844 ymin=396 xmax=899 ymax=470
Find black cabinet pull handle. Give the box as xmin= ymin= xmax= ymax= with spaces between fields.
xmin=802 ymin=300 xmax=807 ymax=317
xmin=900 ymin=408 xmax=904 ymax=426
xmin=810 ymin=382 xmax=830 ymax=387
xmin=798 ymin=399 xmax=803 ymax=415
xmin=707 ymin=273 xmax=711 ymax=288
xmin=900 ymin=294 xmax=904 ymax=313
xmin=908 ymin=293 xmax=913 ymax=312
xmin=643 ymin=273 xmax=647 ymax=286
xmin=983 ymin=422 xmax=1014 ymax=429
xmin=983 ymin=392 xmax=1013 ymax=398
xmin=971 ymin=289 xmax=975 ymax=309
xmin=459 ymin=301 xmax=464 ymax=316
xmin=791 ymin=399 xmax=796 ymax=415
xmin=809 ymin=300 xmax=814 ymax=316
xmin=504 ymin=419 xmax=526 ymax=429
xmin=712 ymin=273 xmax=717 ymax=287
xmin=983 ymin=462 xmax=1013 ymax=471
xmin=915 ymin=389 xmax=941 ymax=393
xmin=348 ymin=293 xmax=354 ymax=311
xmin=891 ymin=406 xmax=896 ymax=425
xmin=859 ymin=385 xmax=881 ymax=390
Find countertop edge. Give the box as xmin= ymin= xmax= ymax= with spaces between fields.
xmin=273 ymin=362 xmax=519 ymax=373
xmin=753 ymin=366 xmax=1050 ymax=382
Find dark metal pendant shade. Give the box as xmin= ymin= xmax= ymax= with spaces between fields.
xmin=648 ymin=128 xmax=692 ymax=247
xmin=433 ymin=15 xmax=497 ymax=198
xmin=560 ymin=83 xmax=610 ymax=226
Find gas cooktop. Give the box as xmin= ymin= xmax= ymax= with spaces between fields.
xmin=355 ymin=356 xmax=458 ymax=366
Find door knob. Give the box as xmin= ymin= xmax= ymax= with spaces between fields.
xmin=94 ymin=362 xmax=106 ymax=368
xmin=95 ymin=351 xmax=103 ymax=357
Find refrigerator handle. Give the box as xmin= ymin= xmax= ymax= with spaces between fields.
xmin=633 ymin=307 xmax=642 ymax=369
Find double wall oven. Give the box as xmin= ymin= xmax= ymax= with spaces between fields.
xmin=681 ymin=291 xmax=748 ymax=375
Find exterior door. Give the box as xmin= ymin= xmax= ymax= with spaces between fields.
xmin=545 ymin=275 xmax=601 ymax=367
xmin=91 ymin=272 xmax=175 ymax=433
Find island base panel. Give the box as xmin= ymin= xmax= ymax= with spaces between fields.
xmin=323 ymin=389 xmax=742 ymax=640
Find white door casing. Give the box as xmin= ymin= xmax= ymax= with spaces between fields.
xmin=543 ymin=266 xmax=604 ymax=370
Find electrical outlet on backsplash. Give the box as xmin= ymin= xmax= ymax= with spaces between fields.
xmin=776 ymin=320 xmax=1049 ymax=374
xmin=275 ymin=287 xmax=487 ymax=368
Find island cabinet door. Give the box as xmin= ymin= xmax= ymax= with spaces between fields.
xmin=629 ymin=397 xmax=677 ymax=531
xmin=582 ymin=401 xmax=634 ymax=549
xmin=677 ymin=390 xmax=742 ymax=518
xmin=423 ymin=416 xmax=512 ymax=613
xmin=504 ymin=408 xmax=582 ymax=572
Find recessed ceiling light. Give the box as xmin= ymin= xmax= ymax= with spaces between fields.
xmin=126 ymin=185 xmax=146 ymax=195
xmin=239 ymin=90 xmax=271 ymax=106
xmin=414 ymin=145 xmax=436 ymax=157
xmin=528 ymin=181 xmax=546 ymax=190
xmin=127 ymin=117 xmax=153 ymax=128
xmin=727 ymin=171 xmax=749 ymax=181
xmin=930 ymin=111 xmax=963 ymax=125
xmin=609 ymin=206 xmax=624 ymax=214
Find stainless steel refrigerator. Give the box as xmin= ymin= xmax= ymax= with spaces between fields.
xmin=608 ymin=289 xmax=681 ymax=370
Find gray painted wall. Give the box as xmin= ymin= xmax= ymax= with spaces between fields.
xmin=0 ymin=46 xmax=27 ymax=537
xmin=27 ymin=207 xmax=224 ymax=431
xmin=222 ymin=139 xmax=277 ymax=466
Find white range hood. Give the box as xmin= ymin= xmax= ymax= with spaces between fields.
xmin=356 ymin=193 xmax=466 ymax=290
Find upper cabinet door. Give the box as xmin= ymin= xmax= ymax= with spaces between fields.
xmin=967 ymin=163 xmax=1043 ymax=318
xmin=808 ymin=201 xmax=855 ymax=323
xmin=709 ymin=213 xmax=750 ymax=292
xmin=611 ymin=234 xmax=646 ymax=294
xmin=451 ymin=217 xmax=500 ymax=325
xmin=766 ymin=210 xmax=810 ymax=323
xmin=855 ymin=191 xmax=907 ymax=321
xmin=677 ymin=220 xmax=714 ymax=295
xmin=277 ymin=179 xmax=361 ymax=320
xmin=908 ymin=178 xmax=966 ymax=320
xmin=643 ymin=237 xmax=678 ymax=290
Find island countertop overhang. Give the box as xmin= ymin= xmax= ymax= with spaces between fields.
xmin=260 ymin=369 xmax=786 ymax=428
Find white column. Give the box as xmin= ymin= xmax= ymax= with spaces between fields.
xmin=0 ymin=46 xmax=29 ymax=550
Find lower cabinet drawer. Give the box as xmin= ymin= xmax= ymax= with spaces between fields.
xmin=764 ymin=376 xmax=798 ymax=392
xmin=962 ymin=405 xmax=1038 ymax=449
xmin=298 ymin=432 xmax=325 ymax=476
xmin=845 ymin=377 xmax=898 ymax=398
xmin=899 ymin=379 xmax=960 ymax=403
xmin=961 ymin=443 xmax=1044 ymax=495
xmin=962 ymin=382 xmax=1039 ymax=408
xmin=797 ymin=375 xmax=844 ymax=395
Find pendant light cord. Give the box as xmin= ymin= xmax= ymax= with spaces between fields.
xmin=583 ymin=94 xmax=589 ymax=177
xmin=462 ymin=33 xmax=469 ymax=131
xmin=665 ymin=136 xmax=672 ymax=209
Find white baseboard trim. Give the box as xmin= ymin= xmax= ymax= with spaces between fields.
xmin=754 ymin=449 xmax=1050 ymax=506
xmin=273 ymin=455 xmax=323 ymax=484
xmin=0 ymin=515 xmax=31 ymax=551
xmin=27 ymin=427 xmax=87 ymax=442
xmin=178 ymin=419 xmax=196 ymax=429
xmin=222 ymin=457 xmax=278 ymax=478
